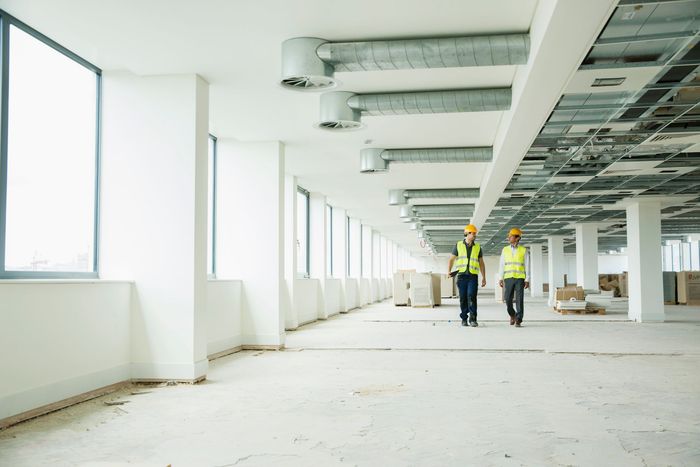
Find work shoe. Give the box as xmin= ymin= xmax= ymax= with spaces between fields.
xmin=515 ymin=321 xmax=522 ymax=327
xmin=461 ymin=319 xmax=469 ymax=326
xmin=470 ymin=320 xmax=478 ymax=327
xmin=509 ymin=316 xmax=515 ymax=325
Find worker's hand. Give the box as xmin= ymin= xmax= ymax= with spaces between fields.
xmin=481 ymin=277 xmax=486 ymax=288
xmin=499 ymin=280 xmax=504 ymax=288
xmin=446 ymin=273 xmax=451 ymax=280
xmin=524 ymin=281 xmax=530 ymax=289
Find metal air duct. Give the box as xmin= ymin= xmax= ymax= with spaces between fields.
xmin=361 ymin=147 xmax=493 ymax=173
xmin=319 ymin=89 xmax=510 ymax=131
xmin=281 ymin=34 xmax=530 ymax=91
xmin=388 ymin=188 xmax=481 ymax=205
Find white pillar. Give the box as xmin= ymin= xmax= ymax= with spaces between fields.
xmin=626 ymin=200 xmax=664 ymax=322
xmin=530 ymin=243 xmax=544 ymax=297
xmin=216 ymin=140 xmax=287 ymax=346
xmin=575 ymin=223 xmax=599 ymax=290
xmin=332 ymin=208 xmax=348 ymax=280
xmin=309 ymin=192 xmax=328 ymax=319
xmin=349 ymin=218 xmax=362 ymax=278
xmin=547 ymin=236 xmax=566 ymax=307
xmin=361 ymin=225 xmax=373 ymax=304
xmin=101 ymin=72 xmax=209 ymax=381
xmin=283 ymin=175 xmax=299 ymax=330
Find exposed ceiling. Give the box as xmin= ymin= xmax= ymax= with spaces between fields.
xmin=4 ymin=0 xmax=695 ymax=258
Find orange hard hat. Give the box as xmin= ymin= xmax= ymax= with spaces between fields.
xmin=464 ymin=224 xmax=478 ymax=233
xmin=508 ymin=228 xmax=523 ymax=237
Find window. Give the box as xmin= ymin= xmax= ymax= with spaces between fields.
xmin=0 ymin=13 xmax=101 ymax=278
xmin=296 ymin=187 xmax=309 ymax=277
xmin=346 ymin=215 xmax=350 ymax=276
xmin=207 ymin=134 xmax=217 ymax=277
xmin=326 ymin=204 xmax=332 ymax=276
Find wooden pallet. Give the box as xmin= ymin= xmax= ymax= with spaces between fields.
xmin=554 ymin=307 xmax=606 ymax=315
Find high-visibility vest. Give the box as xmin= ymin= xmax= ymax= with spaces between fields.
xmin=502 ymin=245 xmax=527 ymax=279
xmin=455 ymin=241 xmax=481 ymax=275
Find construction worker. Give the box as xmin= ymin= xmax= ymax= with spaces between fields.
xmin=499 ymin=228 xmax=530 ymax=327
xmin=447 ymin=224 xmax=486 ymax=327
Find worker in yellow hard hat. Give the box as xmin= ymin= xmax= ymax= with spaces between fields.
xmin=447 ymin=224 xmax=486 ymax=327
xmin=499 ymin=227 xmax=530 ymax=327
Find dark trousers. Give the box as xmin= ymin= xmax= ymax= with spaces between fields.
xmin=504 ymin=278 xmax=525 ymax=322
xmin=456 ymin=275 xmax=478 ymax=320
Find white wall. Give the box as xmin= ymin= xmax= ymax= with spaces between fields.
xmin=295 ymin=279 xmax=319 ymax=326
xmin=100 ymin=71 xmax=209 ymax=381
xmin=206 ymin=280 xmax=242 ymax=356
xmin=324 ymin=279 xmax=342 ymax=317
xmin=0 ymin=282 xmax=131 ymax=421
xmin=344 ymin=278 xmax=360 ymax=311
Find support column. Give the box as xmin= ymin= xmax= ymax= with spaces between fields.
xmin=309 ymin=193 xmax=327 ymax=319
xmin=361 ymin=224 xmax=373 ymax=305
xmin=101 ymin=72 xmax=210 ymax=381
xmin=283 ymin=175 xmax=299 ymax=330
xmin=331 ymin=207 xmax=348 ymax=314
xmin=626 ymin=200 xmax=664 ymax=322
xmin=530 ymin=243 xmax=544 ymax=297
xmin=575 ymin=223 xmax=599 ymax=290
xmin=547 ymin=236 xmax=565 ymax=307
xmin=216 ymin=140 xmax=287 ymax=346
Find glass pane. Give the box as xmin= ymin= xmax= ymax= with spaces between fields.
xmin=207 ymin=136 xmax=215 ymax=276
xmin=5 ymin=25 xmax=97 ymax=272
xmin=326 ymin=205 xmax=332 ymax=276
xmin=296 ymin=191 xmax=308 ymax=275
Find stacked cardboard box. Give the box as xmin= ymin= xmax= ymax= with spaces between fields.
xmin=598 ymin=273 xmax=628 ymax=297
xmin=392 ymin=269 xmax=414 ymax=306
xmin=439 ymin=274 xmax=456 ymax=298
xmin=409 ymin=273 xmax=434 ymax=307
xmin=677 ymin=271 xmax=700 ymax=306
xmin=555 ymin=285 xmax=585 ymax=301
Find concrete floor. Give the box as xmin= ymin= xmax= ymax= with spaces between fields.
xmin=1 ymin=295 xmax=700 ymax=466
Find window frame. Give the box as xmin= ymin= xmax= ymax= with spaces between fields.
xmin=207 ymin=134 xmax=217 ymax=278
xmin=296 ymin=186 xmax=310 ymax=278
xmin=0 ymin=10 xmax=102 ymax=279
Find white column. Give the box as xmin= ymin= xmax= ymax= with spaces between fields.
xmin=529 ymin=243 xmax=544 ymax=297
xmin=309 ymin=192 xmax=327 ymax=319
xmin=216 ymin=140 xmax=287 ymax=346
xmin=101 ymin=72 xmax=209 ymax=381
xmin=283 ymin=175 xmax=299 ymax=329
xmin=626 ymin=200 xmax=664 ymax=322
xmin=547 ymin=236 xmax=566 ymax=307
xmin=361 ymin=225 xmax=373 ymax=304
xmin=575 ymin=223 xmax=599 ymax=290
xmin=349 ymin=218 xmax=362 ymax=278
xmin=332 ymin=208 xmax=348 ymax=280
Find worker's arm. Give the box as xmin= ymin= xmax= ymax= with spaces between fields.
xmin=447 ymin=254 xmax=456 ymax=278
xmin=479 ymin=257 xmax=486 ymax=287
xmin=524 ymin=250 xmax=530 ymax=289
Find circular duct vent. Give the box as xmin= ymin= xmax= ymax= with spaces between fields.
xmin=317 ymin=91 xmax=362 ymax=131
xmin=317 ymin=120 xmax=362 ymax=131
xmin=281 ymin=37 xmax=335 ymax=92
xmin=281 ymin=75 xmax=336 ymax=91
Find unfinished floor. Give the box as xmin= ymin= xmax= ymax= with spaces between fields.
xmin=1 ymin=295 xmax=699 ymax=466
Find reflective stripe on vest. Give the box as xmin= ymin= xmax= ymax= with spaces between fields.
xmin=455 ymin=241 xmax=480 ymax=275
xmin=502 ymin=245 xmax=526 ymax=279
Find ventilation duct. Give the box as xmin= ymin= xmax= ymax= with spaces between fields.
xmin=400 ymin=204 xmax=474 ymax=219
xmin=361 ymin=147 xmax=493 ymax=173
xmin=281 ymin=34 xmax=530 ymax=91
xmin=319 ymin=89 xmax=510 ymax=130
xmin=388 ymin=188 xmax=481 ymax=205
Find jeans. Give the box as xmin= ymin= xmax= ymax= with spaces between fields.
xmin=504 ymin=278 xmax=525 ymax=322
xmin=456 ymin=274 xmax=478 ymax=321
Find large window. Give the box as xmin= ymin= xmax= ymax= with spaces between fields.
xmin=0 ymin=13 xmax=101 ymax=277
xmin=296 ymin=187 xmax=309 ymax=277
xmin=326 ymin=204 xmax=332 ymax=276
xmin=207 ymin=134 xmax=217 ymax=277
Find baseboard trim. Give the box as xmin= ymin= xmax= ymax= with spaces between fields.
xmin=208 ymin=346 xmax=243 ymax=360
xmin=0 ymin=380 xmax=129 ymax=431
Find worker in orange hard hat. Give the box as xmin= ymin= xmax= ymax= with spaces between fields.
xmin=447 ymin=224 xmax=486 ymax=327
xmin=499 ymin=227 xmax=530 ymax=327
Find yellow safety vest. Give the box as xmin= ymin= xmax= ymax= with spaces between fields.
xmin=455 ymin=241 xmax=481 ymax=275
xmin=502 ymin=245 xmax=526 ymax=279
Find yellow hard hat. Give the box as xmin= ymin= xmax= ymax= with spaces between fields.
xmin=508 ymin=228 xmax=523 ymax=237
xmin=464 ymin=224 xmax=478 ymax=233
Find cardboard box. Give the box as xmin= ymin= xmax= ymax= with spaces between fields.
xmin=599 ymin=273 xmax=627 ymax=297
xmin=409 ymin=273 xmax=434 ymax=307
xmin=440 ymin=275 xmax=455 ymax=298
xmin=677 ymin=271 xmax=700 ymax=305
xmin=430 ymin=274 xmax=442 ymax=306
xmin=555 ymin=285 xmax=584 ymax=301
xmin=392 ymin=272 xmax=411 ymax=306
